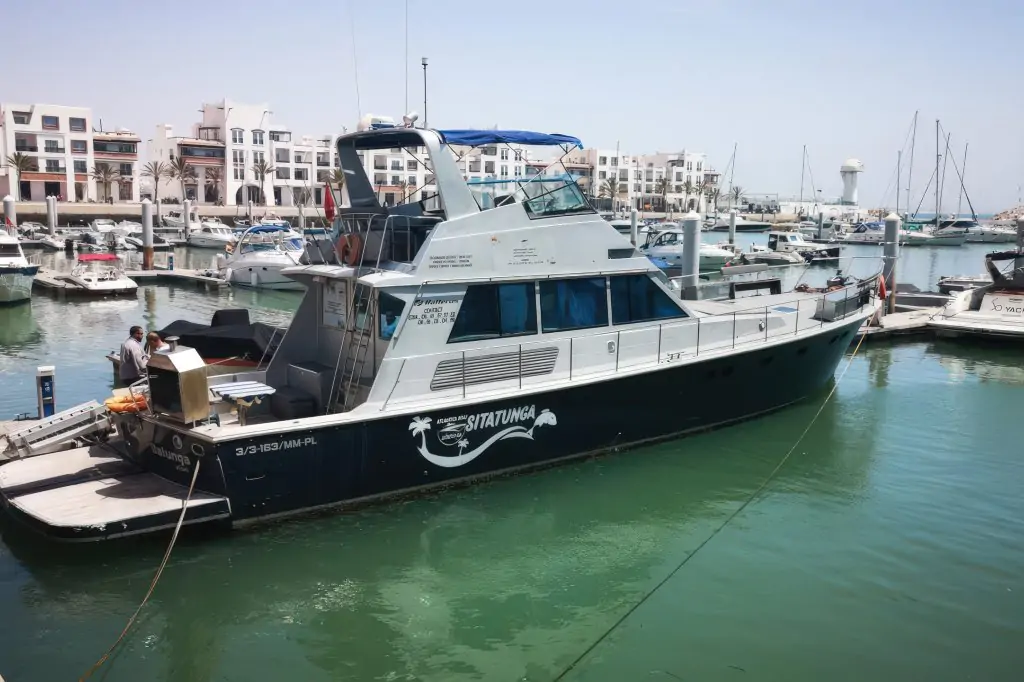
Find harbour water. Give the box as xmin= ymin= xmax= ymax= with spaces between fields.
xmin=1 ymin=242 xmax=1022 ymax=680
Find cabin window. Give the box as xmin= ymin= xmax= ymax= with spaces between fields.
xmin=379 ymin=292 xmax=406 ymax=340
xmin=448 ymin=283 xmax=537 ymax=343
xmin=610 ymin=274 xmax=687 ymax=324
xmin=521 ymin=178 xmax=591 ymax=219
xmin=540 ymin=278 xmax=608 ymax=332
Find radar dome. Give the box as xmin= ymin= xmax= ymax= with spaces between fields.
xmin=841 ymin=158 xmax=863 ymax=173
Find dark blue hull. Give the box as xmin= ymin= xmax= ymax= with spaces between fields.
xmin=119 ymin=315 xmax=864 ymax=528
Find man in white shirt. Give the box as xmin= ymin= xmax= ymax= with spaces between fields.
xmin=119 ymin=325 xmax=149 ymax=385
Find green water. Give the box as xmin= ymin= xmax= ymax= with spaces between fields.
xmin=1 ymin=246 xmax=1023 ymax=680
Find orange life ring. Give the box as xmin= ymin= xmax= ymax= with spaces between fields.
xmin=335 ymin=233 xmax=364 ymax=266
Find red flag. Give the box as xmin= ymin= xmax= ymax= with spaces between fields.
xmin=324 ymin=182 xmax=337 ymax=222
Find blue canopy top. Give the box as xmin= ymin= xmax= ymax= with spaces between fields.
xmin=438 ymin=129 xmax=582 ymax=149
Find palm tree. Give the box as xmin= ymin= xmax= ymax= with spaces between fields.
xmin=693 ymin=179 xmax=707 ymax=214
xmin=681 ymin=179 xmax=696 ymax=212
xmin=141 ymin=161 xmax=168 ymax=215
xmin=203 ymin=166 xmax=223 ymax=204
xmin=731 ymin=185 xmax=744 ymax=210
xmin=251 ymin=160 xmax=276 ymax=206
xmin=600 ymin=177 xmax=619 ymax=211
xmin=4 ymin=153 xmax=36 ymax=200
xmin=710 ymin=187 xmax=721 ymax=214
xmin=397 ymin=180 xmax=409 ymax=204
xmin=654 ymin=177 xmax=670 ymax=214
xmin=90 ymin=164 xmax=120 ymax=203
xmin=167 ymin=157 xmax=196 ymax=202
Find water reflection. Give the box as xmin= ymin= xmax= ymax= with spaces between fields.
xmin=0 ymin=302 xmax=42 ymax=349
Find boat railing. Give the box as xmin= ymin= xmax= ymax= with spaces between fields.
xmin=339 ymin=212 xmax=442 ymax=269
xmin=380 ymin=279 xmax=878 ymax=411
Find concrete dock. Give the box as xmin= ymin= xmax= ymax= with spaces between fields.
xmin=857 ymin=308 xmax=941 ymax=342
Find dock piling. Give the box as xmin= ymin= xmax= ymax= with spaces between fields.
xmin=630 ymin=208 xmax=638 ymax=246
xmin=141 ymin=198 xmax=155 ymax=271
xmin=681 ymin=211 xmax=701 ymax=294
xmin=728 ymin=209 xmax=737 ymax=245
xmin=298 ymin=202 xmax=306 ymax=230
xmin=817 ymin=211 xmax=824 ymax=240
xmin=883 ymin=212 xmax=901 ymax=314
xmin=2 ymin=195 xmax=15 ymax=233
xmin=45 ymin=196 xmax=57 ymax=235
xmin=183 ymin=199 xmax=193 ymax=235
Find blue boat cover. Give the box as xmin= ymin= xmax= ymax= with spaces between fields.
xmin=438 ymin=130 xmax=582 ymax=148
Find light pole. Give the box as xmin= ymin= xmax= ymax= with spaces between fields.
xmin=421 ymin=57 xmax=429 ymax=128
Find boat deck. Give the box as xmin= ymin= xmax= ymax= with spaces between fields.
xmin=0 ymin=444 xmax=230 ymax=541
xmin=32 ymin=266 xmax=226 ymax=295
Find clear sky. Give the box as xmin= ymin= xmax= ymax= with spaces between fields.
xmin=5 ymin=0 xmax=1022 ymax=211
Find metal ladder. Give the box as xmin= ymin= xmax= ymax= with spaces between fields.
xmin=3 ymin=400 xmax=111 ymax=460
xmin=336 ymin=285 xmax=377 ymax=412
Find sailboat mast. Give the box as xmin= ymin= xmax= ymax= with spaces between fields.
xmin=957 ymin=142 xmax=968 ymax=219
xmin=905 ymin=111 xmax=917 ymax=217
xmin=799 ymin=145 xmax=805 ymax=205
xmin=896 ymin=150 xmax=901 ymax=216
xmin=935 ymin=119 xmax=940 ymax=226
xmin=727 ymin=142 xmax=737 ymax=209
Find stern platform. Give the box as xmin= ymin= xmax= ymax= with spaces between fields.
xmin=0 ymin=444 xmax=230 ymax=541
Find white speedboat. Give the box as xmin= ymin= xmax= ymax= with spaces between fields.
xmin=115 ymin=220 xmax=142 ymax=235
xmin=0 ymin=125 xmax=880 ymax=542
xmin=708 ymin=215 xmax=773 ymax=232
xmin=56 ymin=253 xmax=138 ymax=296
xmin=0 ymin=231 xmax=38 ymax=303
xmin=188 ymin=223 xmax=238 ymax=249
xmin=965 ymin=224 xmax=1017 ymax=243
xmin=767 ymin=231 xmax=840 ymax=262
xmin=839 ymin=221 xmax=934 ymax=246
xmin=931 ymin=247 xmax=1024 ymax=340
xmin=641 ymin=228 xmax=735 ymax=269
xmin=163 ymin=208 xmax=200 ymax=229
xmin=89 ymin=218 xmax=119 ymax=233
xmin=103 ymin=232 xmax=138 ymax=251
xmin=217 ymin=224 xmax=305 ymax=290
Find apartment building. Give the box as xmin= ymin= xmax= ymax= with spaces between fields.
xmin=567 ymin=148 xmax=717 ymax=213
xmin=0 ymin=103 xmax=141 ymax=203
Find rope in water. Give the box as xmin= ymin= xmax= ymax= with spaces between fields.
xmin=552 ymin=327 xmax=870 ymax=681
xmin=78 ymin=457 xmax=202 ymax=681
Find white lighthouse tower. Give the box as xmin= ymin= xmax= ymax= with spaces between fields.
xmin=840 ymin=158 xmax=864 ymax=205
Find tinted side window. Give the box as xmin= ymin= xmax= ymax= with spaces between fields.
xmin=610 ymin=274 xmax=687 ymax=324
xmin=379 ymin=292 xmax=406 ymax=340
xmin=539 ymin=278 xmax=608 ymax=332
xmin=449 ymin=283 xmax=537 ymax=343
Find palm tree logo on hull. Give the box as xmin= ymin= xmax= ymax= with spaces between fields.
xmin=408 ymin=408 xmax=558 ymax=468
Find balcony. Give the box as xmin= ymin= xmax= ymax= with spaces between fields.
xmin=274 ymin=155 xmax=290 ymax=164
xmin=275 ymin=168 xmax=291 ymax=180
xmin=15 ymin=144 xmax=38 ymax=152
xmin=316 ymin=157 xmax=330 ymax=166
xmin=43 ymin=146 xmax=67 ymax=154
xmin=44 ymin=166 xmax=68 ymax=174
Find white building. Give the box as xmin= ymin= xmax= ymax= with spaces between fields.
xmin=0 ymin=103 xmax=141 ymax=203
xmin=564 ymin=148 xmax=716 ymax=214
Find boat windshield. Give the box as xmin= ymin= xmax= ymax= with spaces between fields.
xmin=467 ymin=175 xmax=591 ymax=219
xmin=0 ymin=244 xmax=22 ymax=257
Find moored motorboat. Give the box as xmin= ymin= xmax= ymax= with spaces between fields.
xmin=55 ymin=253 xmax=138 ymax=296
xmin=188 ymin=223 xmax=238 ymax=249
xmin=640 ymin=228 xmax=736 ymax=269
xmin=709 ymin=215 xmax=773 ymax=232
xmin=0 ymin=231 xmax=39 ymax=303
xmin=216 ymin=224 xmax=305 ymax=290
xmin=0 ymin=125 xmax=879 ymax=541
xmin=930 ymin=245 xmax=1024 ymax=340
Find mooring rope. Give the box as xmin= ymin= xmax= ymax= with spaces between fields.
xmin=552 ymin=327 xmax=870 ymax=681
xmin=79 ymin=457 xmax=202 ymax=681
